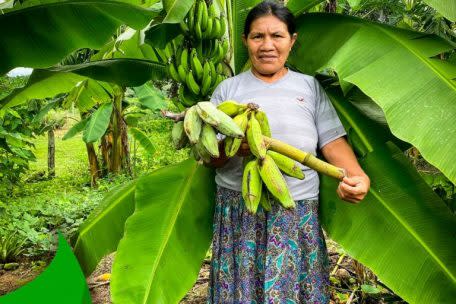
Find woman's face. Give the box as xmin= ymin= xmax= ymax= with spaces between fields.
xmin=243 ymin=14 xmax=297 ymax=76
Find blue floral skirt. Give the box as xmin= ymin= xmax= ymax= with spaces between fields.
xmin=207 ymin=186 xmax=331 ymax=304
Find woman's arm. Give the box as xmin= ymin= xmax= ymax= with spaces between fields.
xmin=321 ymin=137 xmax=370 ymax=204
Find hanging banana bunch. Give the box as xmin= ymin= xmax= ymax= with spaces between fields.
xmin=162 ymin=0 xmax=230 ymax=106
xmin=167 ymin=100 xmax=345 ymax=214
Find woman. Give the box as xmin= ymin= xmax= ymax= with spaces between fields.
xmin=207 ymin=1 xmax=370 ymax=303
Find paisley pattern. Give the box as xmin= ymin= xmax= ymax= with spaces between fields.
xmin=207 ymin=186 xmax=331 ymax=304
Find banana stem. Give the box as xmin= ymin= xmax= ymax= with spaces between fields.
xmin=263 ymin=136 xmax=345 ymax=180
xmin=161 ymin=110 xmax=186 ymax=121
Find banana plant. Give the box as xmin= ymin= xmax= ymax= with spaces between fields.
xmin=1 ymin=0 xmax=456 ymax=303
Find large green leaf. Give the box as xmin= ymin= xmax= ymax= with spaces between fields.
xmin=286 ymin=0 xmax=326 ymax=16
xmin=73 ymin=180 xmax=137 ymax=276
xmin=82 ymin=102 xmax=113 ymax=143
xmin=132 ymin=83 xmax=167 ymax=111
xmin=111 ymin=159 xmax=215 ymax=304
xmin=0 ymin=0 xmax=160 ymax=75
xmin=320 ymin=88 xmax=456 ymax=304
xmin=422 ymin=0 xmax=456 ymax=22
xmin=62 ymin=118 xmax=89 ymax=141
xmin=46 ymin=59 xmax=167 ymax=87
xmin=128 ymin=127 xmax=156 ymax=156
xmin=288 ymin=13 xmax=456 ymax=185
xmin=162 ymin=0 xmax=194 ymax=23
xmin=0 ymin=59 xmax=166 ymax=110
xmin=144 ymin=23 xmax=182 ymax=49
xmin=232 ymin=0 xmax=262 ymax=74
xmin=0 ymin=70 xmax=86 ymax=109
xmin=0 ymin=232 xmax=91 ymax=303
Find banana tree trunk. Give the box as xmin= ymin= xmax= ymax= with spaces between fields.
xmin=86 ymin=142 xmax=100 ymax=187
xmin=111 ymin=93 xmax=123 ymax=173
xmin=120 ymin=115 xmax=132 ymax=176
xmin=47 ymin=129 xmax=55 ymax=178
xmin=99 ymin=133 xmax=112 ymax=177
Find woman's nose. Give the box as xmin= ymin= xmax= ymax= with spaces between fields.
xmin=259 ymin=36 xmax=275 ymax=51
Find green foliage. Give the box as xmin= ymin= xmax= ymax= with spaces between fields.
xmin=0 ymin=231 xmax=26 ymax=263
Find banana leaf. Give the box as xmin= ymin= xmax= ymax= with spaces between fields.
xmin=422 ymin=0 xmax=456 ymax=22
xmin=111 ymin=158 xmax=215 ymax=304
xmin=62 ymin=118 xmax=89 ymax=141
xmin=82 ymin=102 xmax=113 ymax=143
xmin=286 ymin=0 xmax=326 ymax=16
xmin=0 ymin=0 xmax=160 ymax=75
xmin=132 ymin=83 xmax=167 ymax=111
xmin=320 ymin=88 xmax=456 ymax=304
xmin=73 ymin=180 xmax=137 ymax=276
xmin=288 ymin=13 xmax=456 ymax=185
xmin=144 ymin=23 xmax=182 ymax=49
xmin=0 ymin=59 xmax=166 ymax=110
xmin=0 ymin=232 xmax=91 ymax=303
xmin=232 ymin=0 xmax=262 ymax=74
xmin=162 ymin=0 xmax=194 ymax=23
xmin=129 ymin=127 xmax=156 ymax=156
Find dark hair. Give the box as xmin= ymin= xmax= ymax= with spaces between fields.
xmin=243 ymin=1 xmax=296 ymax=37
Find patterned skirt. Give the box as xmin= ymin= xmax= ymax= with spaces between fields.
xmin=207 ymin=186 xmax=331 ymax=304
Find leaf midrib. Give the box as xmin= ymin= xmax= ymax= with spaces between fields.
xmin=142 ymin=161 xmax=199 ymax=304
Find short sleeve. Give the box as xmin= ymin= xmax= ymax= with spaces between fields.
xmin=314 ymin=78 xmax=347 ymax=149
xmin=210 ymin=82 xmax=225 ymax=106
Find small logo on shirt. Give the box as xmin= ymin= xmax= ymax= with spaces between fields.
xmin=296 ymin=96 xmax=305 ymax=104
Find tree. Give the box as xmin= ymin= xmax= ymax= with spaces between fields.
xmin=1 ymin=0 xmax=455 ymax=303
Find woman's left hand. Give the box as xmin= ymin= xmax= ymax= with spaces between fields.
xmin=336 ymin=175 xmax=370 ymax=204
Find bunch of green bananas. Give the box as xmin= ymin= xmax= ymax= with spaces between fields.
xmin=166 ymin=42 xmax=229 ymax=105
xmin=216 ymin=100 xmax=305 ymax=214
xmin=181 ymin=0 xmax=226 ymax=40
xmin=172 ymin=101 xmax=244 ymax=161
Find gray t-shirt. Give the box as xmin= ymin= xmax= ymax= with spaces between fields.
xmin=210 ymin=69 xmax=346 ymax=200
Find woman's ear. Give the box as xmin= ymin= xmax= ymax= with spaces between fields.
xmin=291 ymin=33 xmax=298 ymax=47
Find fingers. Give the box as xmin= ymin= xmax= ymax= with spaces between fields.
xmin=337 ymin=177 xmax=369 ymax=204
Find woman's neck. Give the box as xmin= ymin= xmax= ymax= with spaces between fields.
xmin=251 ymin=67 xmax=288 ymax=83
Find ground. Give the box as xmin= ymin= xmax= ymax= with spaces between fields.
xmin=0 ymin=232 xmax=407 ymax=304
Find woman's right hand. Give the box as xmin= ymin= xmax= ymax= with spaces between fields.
xmin=236 ymin=139 xmax=251 ymax=157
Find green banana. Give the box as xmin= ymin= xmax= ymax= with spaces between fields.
xmin=224 ymin=111 xmax=249 ymax=157
xmin=178 ymin=85 xmax=198 ymax=107
xmin=180 ymin=48 xmax=189 ymax=71
xmin=203 ymin=17 xmax=213 ymax=39
xmin=211 ymin=17 xmax=221 ymax=39
xmin=259 ymin=189 xmax=272 ymax=212
xmin=247 ymin=114 xmax=267 ymax=159
xmin=184 ymin=106 xmax=202 ymax=144
xmin=172 ymin=121 xmax=188 ymax=149
xmin=201 ymin=62 xmax=212 ymax=96
xmin=215 ymin=110 xmax=245 ymax=138
xmin=242 ymin=159 xmax=262 ymax=214
xmin=209 ymin=60 xmax=217 ymax=86
xmin=258 ymin=154 xmax=295 ymax=209
xmin=195 ymin=21 xmax=203 ymax=40
xmin=177 ymin=65 xmax=187 ymax=84
xmin=219 ymin=16 xmax=226 ymax=38
xmin=217 ymin=100 xmax=247 ymax=116
xmin=255 ymin=110 xmax=272 ymax=137
xmin=267 ymin=150 xmax=305 ymax=180
xmin=186 ymin=71 xmax=201 ymax=95
xmin=168 ymin=60 xmax=181 ymax=82
xmin=200 ymin=0 xmax=208 ymax=32
xmin=196 ymin=101 xmax=221 ymax=126
xmin=201 ymin=123 xmax=219 ymax=157
xmin=216 ymin=62 xmax=224 ymax=75
xmin=191 ymin=51 xmax=204 ymax=81
xmin=208 ymin=2 xmax=217 ymax=17
xmin=222 ymin=39 xmax=229 ymax=59
xmin=194 ymin=140 xmax=212 ymax=163
xmin=188 ymin=3 xmax=196 ymax=34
